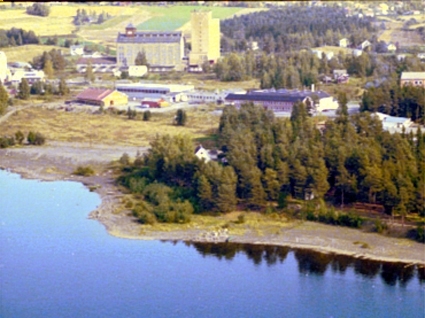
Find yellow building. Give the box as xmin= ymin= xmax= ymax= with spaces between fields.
xmin=189 ymin=10 xmax=220 ymax=67
xmin=116 ymin=24 xmax=185 ymax=72
xmin=76 ymin=88 xmax=128 ymax=107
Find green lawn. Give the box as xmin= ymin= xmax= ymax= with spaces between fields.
xmin=136 ymin=5 xmax=243 ymax=31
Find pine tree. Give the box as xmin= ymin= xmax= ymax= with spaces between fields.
xmin=135 ymin=51 xmax=148 ymax=66
xmin=0 ymin=83 xmax=8 ymax=115
xmin=58 ymin=78 xmax=69 ymax=96
xmin=17 ymin=79 xmax=30 ymax=100
xmin=175 ymin=109 xmax=187 ymax=126
xmin=43 ymin=59 xmax=54 ymax=79
xmin=85 ymin=61 xmax=95 ymax=83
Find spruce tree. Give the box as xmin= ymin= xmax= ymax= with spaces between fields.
xmin=18 ymin=79 xmax=30 ymax=100
xmin=0 ymin=83 xmax=8 ymax=115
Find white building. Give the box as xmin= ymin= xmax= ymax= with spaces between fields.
xmin=339 ymin=38 xmax=349 ymax=48
xmin=70 ymin=45 xmax=84 ymax=56
xmin=186 ymin=89 xmax=246 ymax=104
xmin=0 ymin=51 xmax=7 ymax=84
xmin=115 ymin=83 xmax=194 ymax=102
xmin=373 ymin=112 xmax=416 ymax=134
xmin=8 ymin=69 xmax=45 ymax=85
xmin=128 ymin=65 xmax=148 ymax=78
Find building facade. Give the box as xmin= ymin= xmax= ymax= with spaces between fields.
xmin=225 ymin=88 xmax=338 ymax=114
xmin=189 ymin=10 xmax=220 ymax=67
xmin=76 ymin=88 xmax=128 ymax=107
xmin=116 ymin=24 xmax=185 ymax=72
xmin=400 ymin=72 xmax=425 ymax=88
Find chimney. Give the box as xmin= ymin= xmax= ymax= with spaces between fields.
xmin=311 ymin=84 xmax=315 ymax=92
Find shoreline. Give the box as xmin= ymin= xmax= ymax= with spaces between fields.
xmin=1 ymin=145 xmax=424 ymax=266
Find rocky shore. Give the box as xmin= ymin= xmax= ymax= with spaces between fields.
xmin=1 ymin=143 xmax=424 ymax=266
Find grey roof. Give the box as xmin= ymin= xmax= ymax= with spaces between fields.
xmin=226 ymin=92 xmax=310 ymax=103
xmin=117 ymin=31 xmax=183 ymax=44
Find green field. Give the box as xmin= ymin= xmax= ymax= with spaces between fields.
xmin=136 ymin=5 xmax=243 ymax=31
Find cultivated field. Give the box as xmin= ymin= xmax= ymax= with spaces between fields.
xmin=1 ymin=45 xmax=63 ymax=63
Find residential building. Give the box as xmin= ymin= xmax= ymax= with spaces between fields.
xmin=352 ymin=49 xmax=363 ymax=57
xmin=128 ymin=65 xmax=148 ymax=78
xmin=400 ymin=72 xmax=425 ymax=88
xmin=339 ymin=38 xmax=349 ymax=48
xmin=76 ymin=88 xmax=128 ymax=107
xmin=359 ymin=40 xmax=371 ymax=50
xmin=70 ymin=45 xmax=84 ymax=56
xmin=195 ymin=145 xmax=222 ymax=163
xmin=0 ymin=51 xmax=7 ymax=83
xmin=387 ymin=43 xmax=397 ymax=52
xmin=116 ymin=24 xmax=185 ymax=72
xmin=373 ymin=112 xmax=417 ymax=134
xmin=76 ymin=57 xmax=117 ymax=74
xmin=333 ymin=69 xmax=349 ymax=83
xmin=8 ymin=69 xmax=45 ymax=85
xmin=189 ymin=10 xmax=220 ymax=67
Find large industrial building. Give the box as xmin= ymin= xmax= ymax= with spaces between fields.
xmin=115 ymin=83 xmax=194 ymax=102
xmin=116 ymin=24 xmax=185 ymax=72
xmin=189 ymin=10 xmax=220 ymax=68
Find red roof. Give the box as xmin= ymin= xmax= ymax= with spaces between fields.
xmin=76 ymin=88 xmax=114 ymax=101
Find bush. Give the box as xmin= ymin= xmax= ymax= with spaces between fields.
xmin=143 ymin=110 xmax=152 ymax=121
xmin=374 ymin=218 xmax=388 ymax=234
xmin=119 ymin=152 xmax=130 ymax=166
xmin=73 ymin=166 xmax=95 ymax=176
xmin=27 ymin=131 xmax=45 ymax=145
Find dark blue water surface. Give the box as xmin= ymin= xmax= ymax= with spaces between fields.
xmin=1 ymin=169 xmax=424 ymax=318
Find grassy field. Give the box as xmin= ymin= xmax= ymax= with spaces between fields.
xmin=2 ymin=106 xmax=220 ymax=147
xmin=136 ymin=5 xmax=248 ymax=31
xmin=1 ymin=45 xmax=64 ymax=63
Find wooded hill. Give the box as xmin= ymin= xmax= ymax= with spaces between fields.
xmin=118 ymin=99 xmax=425 ymax=228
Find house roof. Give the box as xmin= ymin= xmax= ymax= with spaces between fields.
xmin=76 ymin=57 xmax=116 ymax=65
xmin=401 ymin=72 xmax=425 ymax=80
xmin=76 ymin=88 xmax=114 ymax=101
xmin=117 ymin=31 xmax=183 ymax=44
xmin=225 ymin=92 xmax=311 ymax=103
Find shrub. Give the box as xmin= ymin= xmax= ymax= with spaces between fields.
xmin=119 ymin=152 xmax=130 ymax=165
xmin=15 ymin=130 xmax=25 ymax=145
xmin=27 ymin=131 xmax=45 ymax=145
xmin=143 ymin=110 xmax=152 ymax=121
xmin=374 ymin=218 xmax=388 ymax=234
xmin=73 ymin=166 xmax=95 ymax=176
xmin=236 ymin=213 xmax=246 ymax=224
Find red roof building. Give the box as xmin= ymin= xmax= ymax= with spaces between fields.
xmin=76 ymin=88 xmax=128 ymax=106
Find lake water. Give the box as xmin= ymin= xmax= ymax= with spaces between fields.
xmin=1 ymin=169 xmax=424 ymax=318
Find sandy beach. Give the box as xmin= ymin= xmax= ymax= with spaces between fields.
xmin=1 ymin=143 xmax=424 ymax=266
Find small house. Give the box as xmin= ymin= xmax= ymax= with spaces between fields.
xmin=359 ymin=40 xmax=371 ymax=50
xmin=339 ymin=38 xmax=349 ymax=48
xmin=70 ymin=45 xmax=84 ymax=56
xmin=400 ymin=72 xmax=425 ymax=88
xmin=387 ymin=43 xmax=397 ymax=52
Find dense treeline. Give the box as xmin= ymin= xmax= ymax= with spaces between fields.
xmin=220 ymin=6 xmax=376 ymax=53
xmin=26 ymin=3 xmax=50 ymax=17
xmin=118 ymin=101 xmax=424 ymax=226
xmin=213 ymin=49 xmax=425 ymax=89
xmin=73 ymin=8 xmax=112 ymax=26
xmin=361 ymin=80 xmax=425 ymax=124
xmin=31 ymin=49 xmax=67 ymax=71
xmin=0 ymin=28 xmax=40 ymax=48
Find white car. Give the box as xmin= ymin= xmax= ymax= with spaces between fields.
xmin=140 ymin=104 xmax=150 ymax=108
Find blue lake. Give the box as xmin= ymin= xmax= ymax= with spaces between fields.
xmin=0 ymin=169 xmax=424 ymax=318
